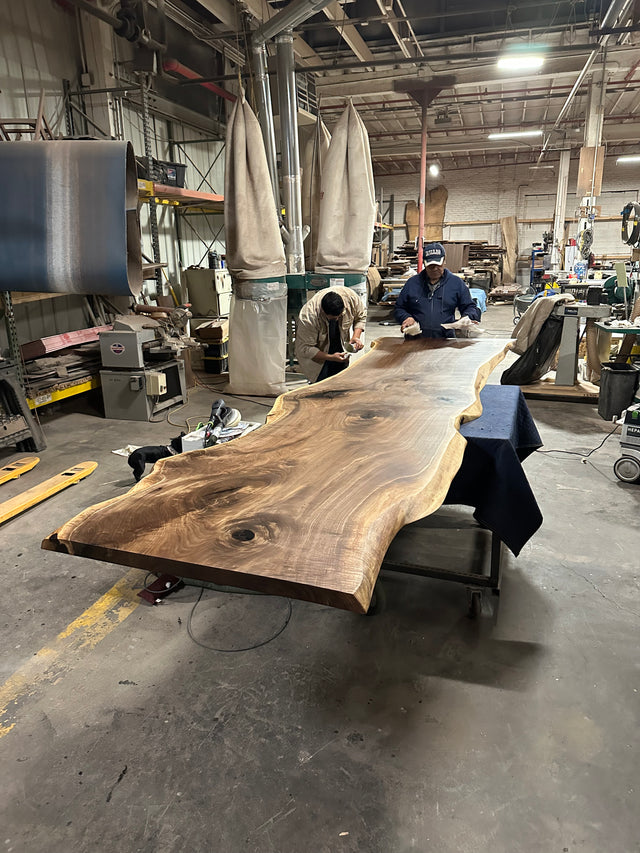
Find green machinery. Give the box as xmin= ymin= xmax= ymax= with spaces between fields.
xmin=602 ymin=274 xmax=633 ymax=306
xmin=286 ymin=272 xmax=367 ymax=366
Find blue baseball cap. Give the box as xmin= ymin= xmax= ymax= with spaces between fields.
xmin=423 ymin=242 xmax=445 ymax=265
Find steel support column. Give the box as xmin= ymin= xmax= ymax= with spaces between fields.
xmin=551 ymin=149 xmax=571 ymax=270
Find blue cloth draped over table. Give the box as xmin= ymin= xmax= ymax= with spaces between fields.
xmin=444 ymin=384 xmax=543 ymax=556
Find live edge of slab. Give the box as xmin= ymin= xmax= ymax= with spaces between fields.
xmin=42 ymin=337 xmax=512 ymax=614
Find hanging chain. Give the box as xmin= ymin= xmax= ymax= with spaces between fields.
xmin=2 ymin=291 xmax=25 ymax=390
xmin=140 ymin=76 xmax=163 ymax=295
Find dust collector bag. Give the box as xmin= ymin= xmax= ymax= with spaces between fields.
xmin=0 ymin=140 xmax=142 ymax=296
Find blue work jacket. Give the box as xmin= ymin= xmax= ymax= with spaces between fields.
xmin=394 ymin=268 xmax=481 ymax=338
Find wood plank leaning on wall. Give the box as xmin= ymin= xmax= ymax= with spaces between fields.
xmin=500 ymin=215 xmax=519 ymax=284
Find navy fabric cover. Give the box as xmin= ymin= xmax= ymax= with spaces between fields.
xmin=444 ymin=384 xmax=543 ymax=556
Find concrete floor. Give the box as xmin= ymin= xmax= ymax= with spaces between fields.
xmin=0 ymin=304 xmax=638 ymax=853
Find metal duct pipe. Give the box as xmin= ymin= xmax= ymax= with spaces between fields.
xmin=65 ymin=0 xmax=166 ymax=52
xmin=276 ymin=31 xmax=305 ymax=274
xmin=417 ymin=102 xmax=427 ymax=273
xmin=162 ymin=59 xmax=236 ymax=102
xmin=65 ymin=0 xmax=120 ymax=28
xmin=254 ymin=0 xmax=335 ymax=43
xmin=251 ymin=42 xmax=281 ymax=210
xmin=538 ymin=0 xmax=634 ymax=161
xmin=180 ymin=42 xmax=612 ymax=86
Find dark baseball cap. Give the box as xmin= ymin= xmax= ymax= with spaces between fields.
xmin=423 ymin=242 xmax=445 ymax=265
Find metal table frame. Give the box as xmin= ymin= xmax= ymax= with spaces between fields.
xmin=377 ymin=509 xmax=503 ymax=618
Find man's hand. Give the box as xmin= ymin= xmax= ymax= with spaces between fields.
xmin=328 ymin=352 xmax=349 ymax=363
xmin=349 ymin=337 xmax=364 ymax=352
xmin=401 ymin=317 xmax=417 ymax=332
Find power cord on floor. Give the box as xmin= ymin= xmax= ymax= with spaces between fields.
xmin=186 ymin=586 xmax=293 ymax=652
xmin=149 ymin=401 xmax=169 ymax=424
xmin=194 ymin=375 xmax=275 ymax=409
xmin=166 ymin=388 xmax=192 ymax=427
xmin=535 ymin=423 xmax=620 ymax=461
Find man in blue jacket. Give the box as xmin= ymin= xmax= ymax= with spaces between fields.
xmin=395 ymin=242 xmax=481 ymax=338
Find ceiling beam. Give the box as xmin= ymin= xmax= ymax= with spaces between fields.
xmin=374 ymin=0 xmax=413 ymax=59
xmin=368 ymin=120 xmax=640 ymax=157
xmin=194 ymin=0 xmax=238 ymax=29
xmin=314 ymin=48 xmax=640 ymax=98
xmin=196 ymin=0 xmax=323 ymax=66
xmin=321 ymin=2 xmax=374 ymax=62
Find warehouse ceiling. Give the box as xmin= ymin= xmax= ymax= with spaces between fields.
xmin=167 ymin=0 xmax=640 ymax=174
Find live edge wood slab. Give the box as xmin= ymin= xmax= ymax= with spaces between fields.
xmin=42 ymin=337 xmax=510 ymax=613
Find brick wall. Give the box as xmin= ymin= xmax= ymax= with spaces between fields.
xmin=376 ymin=157 xmax=640 ymax=281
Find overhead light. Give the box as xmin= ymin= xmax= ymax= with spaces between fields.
xmin=488 ymin=130 xmax=543 ymax=139
xmin=429 ymin=163 xmax=440 ymax=176
xmin=497 ymin=54 xmax=545 ymax=71
xmin=434 ymin=110 xmax=451 ymax=125
xmin=616 ymin=155 xmax=640 ymax=163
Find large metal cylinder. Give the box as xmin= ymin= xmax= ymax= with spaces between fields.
xmin=0 ymin=140 xmax=142 ymax=296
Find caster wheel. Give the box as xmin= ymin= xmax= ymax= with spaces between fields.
xmin=613 ymin=456 xmax=640 ymax=483
xmin=467 ymin=589 xmax=482 ymax=619
xmin=368 ymin=579 xmax=387 ymax=615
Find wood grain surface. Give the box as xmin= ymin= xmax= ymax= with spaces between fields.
xmin=42 ymin=338 xmax=509 ymax=613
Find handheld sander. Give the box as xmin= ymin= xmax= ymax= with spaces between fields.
xmin=203 ymin=398 xmax=241 ymax=448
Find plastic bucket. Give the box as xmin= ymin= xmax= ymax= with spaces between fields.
xmin=598 ymin=362 xmax=640 ymax=420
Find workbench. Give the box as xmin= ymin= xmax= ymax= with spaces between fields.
xmin=380 ymin=384 xmax=542 ymax=616
xmin=595 ymin=322 xmax=640 ymax=335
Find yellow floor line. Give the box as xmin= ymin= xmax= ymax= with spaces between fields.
xmin=0 ymin=568 xmax=145 ymax=738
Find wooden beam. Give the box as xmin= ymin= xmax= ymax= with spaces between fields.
xmin=322 ymin=2 xmax=375 ymax=62
xmin=374 ymin=0 xmax=419 ymax=59
xmin=43 ymin=337 xmax=510 ymax=613
xmin=194 ymin=0 xmax=237 ymax=29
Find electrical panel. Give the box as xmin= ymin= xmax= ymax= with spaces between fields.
xmin=146 ymin=371 xmax=167 ymax=396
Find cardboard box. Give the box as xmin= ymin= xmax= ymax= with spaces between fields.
xmin=193 ymin=319 xmax=229 ymax=342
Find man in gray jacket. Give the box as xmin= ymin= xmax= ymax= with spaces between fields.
xmin=295 ymin=286 xmax=367 ymax=382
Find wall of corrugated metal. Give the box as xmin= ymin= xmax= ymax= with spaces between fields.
xmin=0 ymin=1 xmax=93 ymax=342
xmin=0 ymin=1 xmax=80 ymax=136
xmin=0 ymin=1 xmax=227 ymax=344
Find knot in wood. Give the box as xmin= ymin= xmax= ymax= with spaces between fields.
xmin=231 ymin=528 xmax=255 ymax=542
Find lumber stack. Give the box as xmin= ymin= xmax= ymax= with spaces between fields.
xmin=462 ymin=241 xmax=506 ymax=291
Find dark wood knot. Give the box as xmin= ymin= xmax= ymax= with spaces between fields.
xmin=231 ymin=528 xmax=255 ymax=542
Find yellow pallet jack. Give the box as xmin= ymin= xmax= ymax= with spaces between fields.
xmin=0 ymin=456 xmax=40 ymax=487
xmin=0 ymin=456 xmax=40 ymax=486
xmin=0 ymin=461 xmax=97 ymax=525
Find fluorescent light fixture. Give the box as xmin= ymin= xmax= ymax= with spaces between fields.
xmin=428 ymin=163 xmax=440 ymax=176
xmin=616 ymin=155 xmax=640 ymax=163
xmin=487 ymin=130 xmax=543 ymax=139
xmin=497 ymin=54 xmax=545 ymax=71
